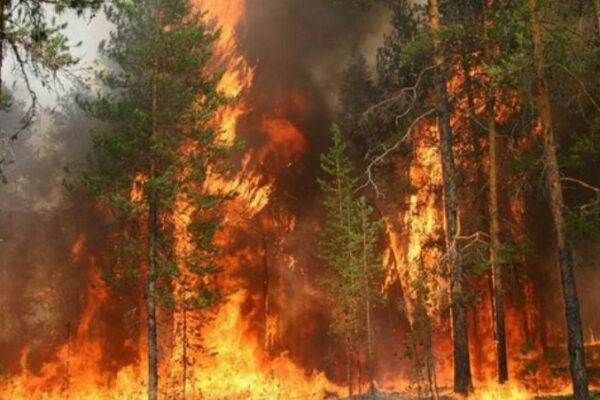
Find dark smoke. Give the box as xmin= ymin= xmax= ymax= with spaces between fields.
xmin=228 ymin=0 xmax=405 ymax=383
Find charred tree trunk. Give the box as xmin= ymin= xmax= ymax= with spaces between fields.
xmin=428 ymin=0 xmax=471 ymax=394
xmin=528 ymin=0 xmax=589 ymax=398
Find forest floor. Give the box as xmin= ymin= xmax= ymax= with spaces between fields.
xmin=325 ymin=391 xmax=600 ymax=400
xmin=536 ymin=394 xmax=600 ymax=400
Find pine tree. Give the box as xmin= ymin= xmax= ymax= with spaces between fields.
xmin=318 ymin=124 xmax=383 ymax=398
xmin=527 ymin=0 xmax=589 ymax=397
xmin=428 ymin=0 xmax=472 ymax=394
xmin=78 ymin=0 xmax=229 ymax=398
xmin=481 ymin=0 xmax=509 ymax=384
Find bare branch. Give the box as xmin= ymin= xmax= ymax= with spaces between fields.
xmin=362 ymin=65 xmax=437 ymax=122
xmin=561 ymin=177 xmax=600 ymax=195
xmin=356 ymin=108 xmax=436 ymax=198
xmin=8 ymin=40 xmax=39 ymax=141
xmin=546 ymin=63 xmax=600 ymax=114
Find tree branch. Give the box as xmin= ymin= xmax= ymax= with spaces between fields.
xmin=546 ymin=62 xmax=600 ymax=114
xmin=561 ymin=177 xmax=600 ymax=195
xmin=8 ymin=40 xmax=39 ymax=141
xmin=361 ymin=65 xmax=437 ymax=122
xmin=356 ymin=108 xmax=436 ymax=198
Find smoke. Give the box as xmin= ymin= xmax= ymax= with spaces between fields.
xmin=239 ymin=0 xmax=389 ymax=201
xmin=223 ymin=0 xmax=400 ymax=381
xmin=0 ymin=10 xmax=114 ymax=374
xmin=0 ymin=0 xmax=394 ymax=383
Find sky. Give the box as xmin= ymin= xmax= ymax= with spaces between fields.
xmin=0 ymin=8 xmax=111 ymax=213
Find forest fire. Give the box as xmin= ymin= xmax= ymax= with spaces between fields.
xmin=1 ymin=0 xmax=600 ymax=399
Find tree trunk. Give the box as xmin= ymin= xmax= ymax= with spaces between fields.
xmin=182 ymin=306 xmax=187 ymax=400
xmin=483 ymin=0 xmax=509 ymax=384
xmin=147 ymin=32 xmax=159 ymax=400
xmin=428 ymin=0 xmax=471 ymax=394
xmin=356 ymin=347 xmax=362 ymax=396
xmin=487 ymin=99 xmax=509 ymax=383
xmin=424 ymin=316 xmax=439 ymax=400
xmin=361 ymin=215 xmax=375 ymax=396
xmin=528 ymin=0 xmax=589 ymax=398
xmin=147 ymin=198 xmax=159 ymax=400
xmin=416 ymin=256 xmax=439 ymax=400
xmin=346 ymin=340 xmax=354 ymax=399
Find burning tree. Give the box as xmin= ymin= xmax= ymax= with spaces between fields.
xmin=77 ymin=0 xmax=232 ymax=398
xmin=342 ymin=0 xmax=600 ymax=397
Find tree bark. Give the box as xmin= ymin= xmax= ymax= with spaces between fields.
xmin=528 ymin=0 xmax=589 ymax=398
xmin=428 ymin=0 xmax=471 ymax=394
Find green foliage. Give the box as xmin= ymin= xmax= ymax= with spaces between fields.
xmin=338 ymin=52 xmax=375 ymax=140
xmin=377 ymin=0 xmax=431 ymax=94
xmin=78 ymin=0 xmax=231 ymax=312
xmin=464 ymin=240 xmax=534 ymax=273
xmin=318 ymin=123 xmax=384 ymax=347
xmin=564 ymin=119 xmax=600 ymax=170
xmin=0 ymin=0 xmax=102 ymax=138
